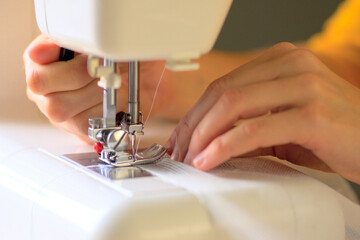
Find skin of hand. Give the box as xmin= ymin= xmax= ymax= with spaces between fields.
xmin=24 ymin=34 xmax=253 ymax=143
xmin=165 ymin=42 xmax=360 ymax=184
xmin=23 ymin=35 xmax=177 ymax=142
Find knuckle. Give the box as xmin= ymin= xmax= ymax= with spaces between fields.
xmin=43 ymin=95 xmax=68 ymax=123
xmin=210 ymin=138 xmax=227 ymax=156
xmin=302 ymin=103 xmax=328 ymax=127
xmin=301 ymin=73 xmax=323 ymax=94
xmin=207 ymin=74 xmax=233 ymax=95
xmin=264 ymin=42 xmax=297 ymax=60
xmin=293 ymin=48 xmax=313 ymax=58
xmin=220 ymin=89 xmax=244 ymax=107
xmin=241 ymin=121 xmax=262 ymax=149
xmin=26 ymin=69 xmax=45 ymax=94
xmin=272 ymin=42 xmax=297 ymax=52
xmin=242 ymin=121 xmax=260 ymax=137
xmin=285 ymin=48 xmax=317 ymax=68
xmin=302 ymin=73 xmax=339 ymax=100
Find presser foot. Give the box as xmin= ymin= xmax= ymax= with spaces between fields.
xmin=99 ymin=144 xmax=166 ymax=167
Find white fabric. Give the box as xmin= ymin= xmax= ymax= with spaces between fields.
xmin=141 ymin=156 xmax=360 ymax=240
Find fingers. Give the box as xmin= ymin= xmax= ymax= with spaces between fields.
xmin=52 ymin=85 xmax=128 ymax=139
xmin=165 ymin=42 xmax=360 ymax=182
xmin=166 ymin=43 xmax=297 ymax=158
xmin=53 ymin=103 xmax=103 ymax=141
xmin=191 ymin=109 xmax=310 ymax=171
xmin=24 ymin=34 xmax=94 ymax=95
xmin=167 ymin=44 xmax=319 ymax=162
xmin=185 ymin=74 xmax=314 ymax=162
xmin=26 ymin=54 xmax=94 ymax=95
xmin=25 ymin=34 xmax=61 ymax=65
xmin=34 ymin=80 xmax=103 ymax=123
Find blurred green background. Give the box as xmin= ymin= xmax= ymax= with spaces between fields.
xmin=215 ymin=0 xmax=342 ymax=50
xmin=214 ymin=0 xmax=360 ymax=201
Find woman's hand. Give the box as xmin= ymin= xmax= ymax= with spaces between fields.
xmin=24 ymin=35 xmax=171 ymax=142
xmin=166 ymin=42 xmax=360 ymax=184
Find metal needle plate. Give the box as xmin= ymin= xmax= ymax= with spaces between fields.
xmin=62 ymin=144 xmax=166 ymax=180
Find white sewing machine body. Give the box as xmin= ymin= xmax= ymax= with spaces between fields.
xmin=35 ymin=0 xmax=232 ymax=62
xmin=0 ymin=121 xmax=354 ymax=240
xmin=0 ymin=122 xmax=216 ymax=240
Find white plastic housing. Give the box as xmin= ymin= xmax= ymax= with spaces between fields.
xmin=34 ymin=0 xmax=233 ymax=61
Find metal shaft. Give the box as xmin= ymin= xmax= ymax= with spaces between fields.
xmin=128 ymin=61 xmax=140 ymax=124
xmin=103 ymin=58 xmax=116 ymax=128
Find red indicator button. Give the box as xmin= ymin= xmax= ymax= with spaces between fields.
xmin=94 ymin=142 xmax=103 ymax=154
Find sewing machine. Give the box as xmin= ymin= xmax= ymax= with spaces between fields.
xmin=35 ymin=0 xmax=233 ymax=166
xmin=0 ymin=1 xmax=358 ymax=239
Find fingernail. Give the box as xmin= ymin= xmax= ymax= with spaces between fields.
xmin=183 ymin=152 xmax=192 ymax=165
xmin=192 ymin=152 xmax=206 ymax=168
xmin=170 ymin=147 xmax=179 ymax=161
xmin=165 ymin=133 xmax=176 ymax=153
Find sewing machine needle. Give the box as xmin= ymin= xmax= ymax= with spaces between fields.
xmin=131 ymin=134 xmax=136 ymax=160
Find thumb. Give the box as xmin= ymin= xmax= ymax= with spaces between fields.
xmin=27 ymin=34 xmax=60 ymax=65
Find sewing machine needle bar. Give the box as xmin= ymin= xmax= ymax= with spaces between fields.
xmin=103 ymin=59 xmax=116 ymax=128
xmin=128 ymin=61 xmax=140 ymax=124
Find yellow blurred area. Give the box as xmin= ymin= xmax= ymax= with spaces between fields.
xmin=308 ymin=0 xmax=360 ymax=87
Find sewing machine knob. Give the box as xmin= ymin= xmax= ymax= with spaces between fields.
xmin=107 ymin=129 xmax=129 ymax=152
